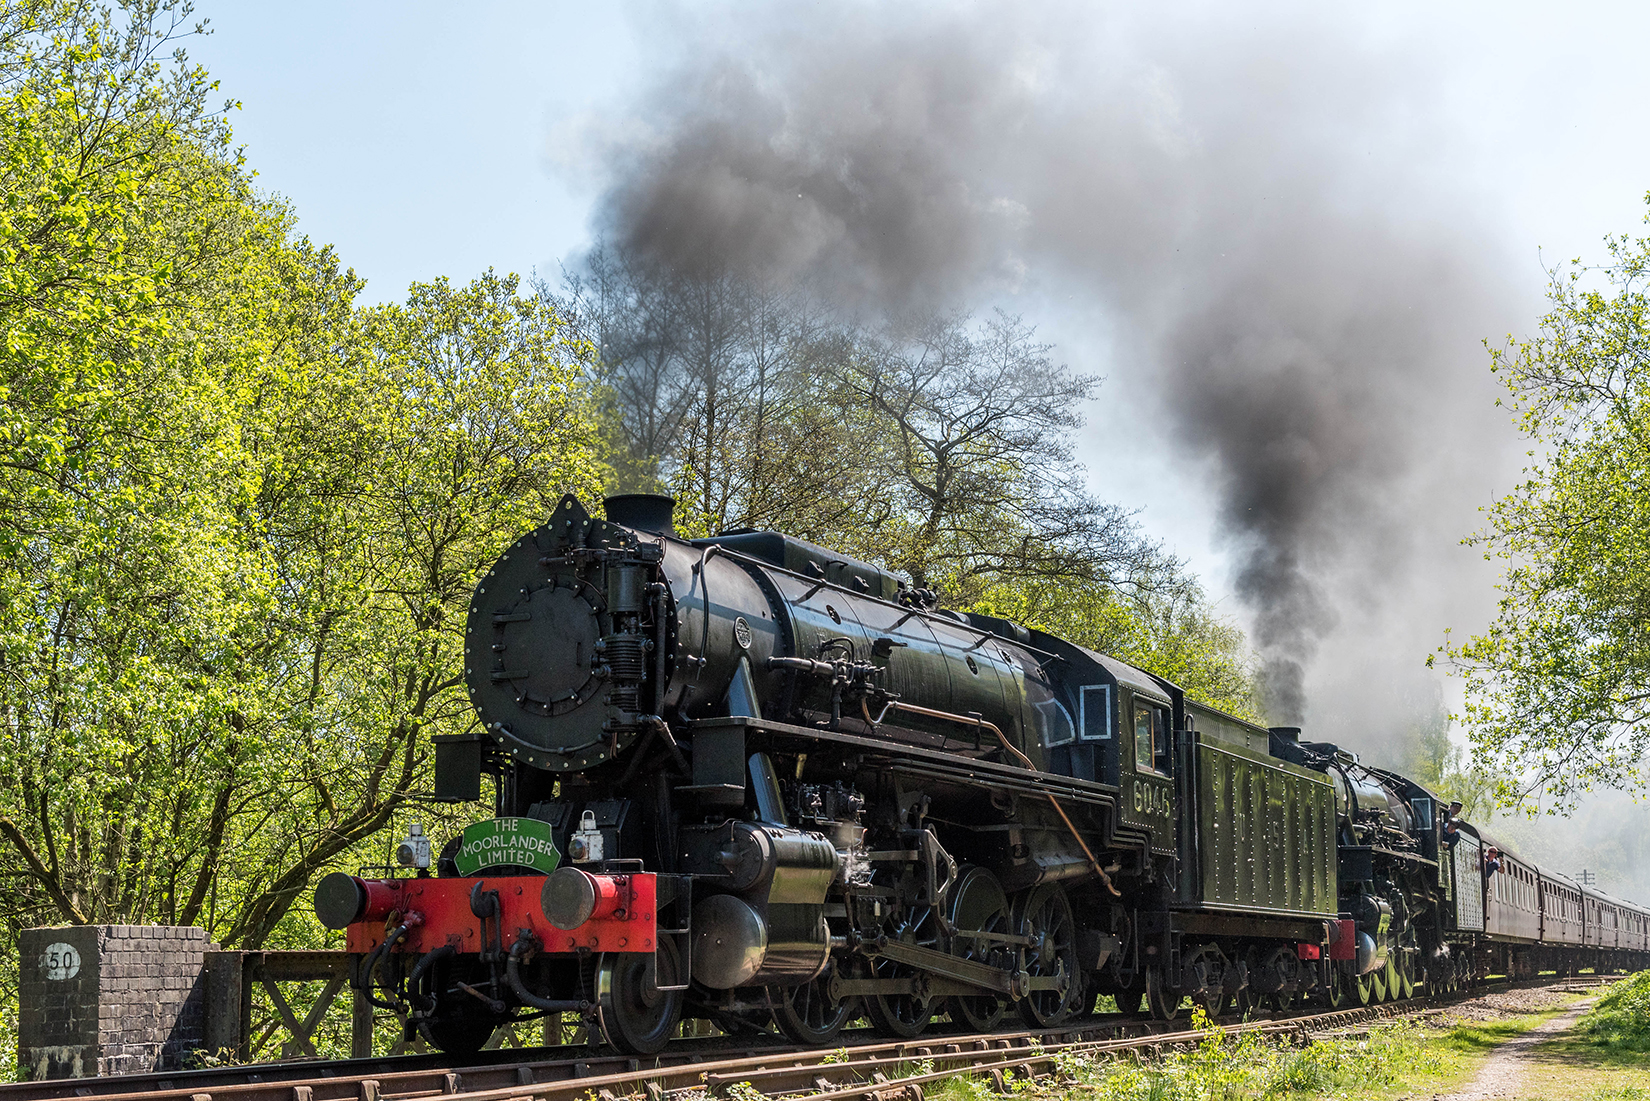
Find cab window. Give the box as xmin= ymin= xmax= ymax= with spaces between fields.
xmin=1134 ymin=706 xmax=1154 ymax=770
xmin=1133 ymin=703 xmax=1172 ymax=773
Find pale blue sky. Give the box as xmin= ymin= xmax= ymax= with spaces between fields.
xmin=190 ymin=2 xmax=1650 ymax=744
xmin=190 ymin=2 xmax=1650 ymax=308
xmin=190 ymin=2 xmax=644 ymax=300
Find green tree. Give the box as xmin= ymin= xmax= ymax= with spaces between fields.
xmin=1443 ymin=195 xmax=1650 ymax=808
xmin=0 ymin=0 xmax=607 ymax=960
xmin=214 ymin=270 xmax=605 ymax=949
xmin=0 ymin=0 xmax=281 ymax=931
xmin=969 ymin=574 xmax=1259 ymax=719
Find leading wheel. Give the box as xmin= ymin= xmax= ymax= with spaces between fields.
xmin=771 ymin=961 xmax=856 ymax=1045
xmin=598 ymin=939 xmax=684 ymax=1055
xmin=1016 ymin=884 xmax=1083 ymax=1027
xmin=422 ymin=1013 xmax=501 ymax=1054
xmin=948 ymin=867 xmax=1011 ymax=1031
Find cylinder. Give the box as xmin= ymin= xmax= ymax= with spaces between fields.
xmin=689 ymin=894 xmax=830 ymax=988
xmin=692 ymin=894 xmax=769 ymax=987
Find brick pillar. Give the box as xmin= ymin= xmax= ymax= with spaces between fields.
xmin=18 ymin=926 xmax=212 ymax=1079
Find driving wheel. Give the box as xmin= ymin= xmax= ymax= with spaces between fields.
xmin=771 ymin=960 xmax=856 ymax=1045
xmin=1369 ymin=959 xmax=1390 ymax=1003
xmin=865 ymin=891 xmax=940 ymax=1038
xmin=1015 ymin=883 xmax=1083 ymax=1027
xmin=947 ymin=867 xmax=1011 ymax=1031
xmin=1356 ymin=970 xmax=1375 ymax=1005
xmin=1397 ymin=953 xmax=1415 ymax=1000
xmin=1325 ymin=965 xmax=1348 ymax=1009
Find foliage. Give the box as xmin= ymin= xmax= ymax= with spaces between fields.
xmin=0 ymin=0 xmax=272 ymax=931
xmin=1443 ymin=196 xmax=1650 ymax=806
xmin=1580 ymin=970 xmax=1650 ymax=1053
xmin=930 ymin=1011 xmax=1443 ymax=1101
xmin=0 ymin=0 xmax=605 ymax=976
xmin=970 ymin=574 xmax=1258 ymax=719
xmin=207 ymin=270 xmax=605 ymax=950
xmin=563 ymin=246 xmax=1255 ymax=710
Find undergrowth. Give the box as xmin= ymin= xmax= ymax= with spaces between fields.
xmin=931 ymin=1008 xmax=1445 ymax=1101
xmin=1579 ymin=970 xmax=1650 ymax=1054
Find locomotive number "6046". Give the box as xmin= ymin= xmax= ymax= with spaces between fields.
xmin=1133 ymin=781 xmax=1172 ymax=819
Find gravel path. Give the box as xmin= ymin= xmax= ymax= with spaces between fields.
xmin=1435 ymin=998 xmax=1598 ymax=1101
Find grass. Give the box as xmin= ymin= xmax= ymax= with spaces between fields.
xmin=1506 ymin=972 xmax=1650 ymax=1101
xmin=1577 ymin=970 xmax=1650 ymax=1054
xmin=923 ymin=985 xmax=1619 ymax=1101
xmin=924 ymin=1008 xmax=1448 ymax=1101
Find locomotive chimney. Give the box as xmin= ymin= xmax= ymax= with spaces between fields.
xmin=1268 ymin=726 xmax=1302 ymax=741
xmin=604 ymin=493 xmax=677 ymax=536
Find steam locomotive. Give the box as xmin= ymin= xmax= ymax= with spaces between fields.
xmin=313 ymin=494 xmax=1650 ymax=1055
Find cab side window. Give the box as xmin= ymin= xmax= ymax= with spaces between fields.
xmin=1133 ymin=703 xmax=1172 ymax=774
xmin=1134 ymin=706 xmax=1154 ymax=771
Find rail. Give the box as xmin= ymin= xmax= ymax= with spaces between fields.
xmin=1 ymin=973 xmax=1621 ymax=1101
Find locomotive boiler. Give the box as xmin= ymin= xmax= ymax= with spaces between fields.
xmin=314 ymin=493 xmax=1650 ymax=1055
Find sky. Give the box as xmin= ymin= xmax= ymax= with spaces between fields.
xmin=190 ymin=1 xmax=1650 ymax=769
xmin=190 ymin=0 xmax=1650 ymax=548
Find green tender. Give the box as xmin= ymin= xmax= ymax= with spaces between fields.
xmin=1196 ymin=738 xmax=1338 ymax=918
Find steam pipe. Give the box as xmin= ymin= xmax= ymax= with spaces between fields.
xmin=505 ymin=934 xmax=591 ymax=1013
xmin=357 ymin=924 xmax=410 ymax=1011
xmin=867 ymin=699 xmax=1122 ymax=898
xmin=650 ymin=581 xmax=670 ymax=712
xmin=407 ymin=943 xmax=455 ymax=1012
xmin=691 ymin=545 xmax=725 ymax=679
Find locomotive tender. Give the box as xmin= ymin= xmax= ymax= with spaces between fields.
xmin=313 ymin=494 xmax=1650 ymax=1054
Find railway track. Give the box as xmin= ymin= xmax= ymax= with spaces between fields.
xmin=6 ymin=975 xmax=1619 ymax=1101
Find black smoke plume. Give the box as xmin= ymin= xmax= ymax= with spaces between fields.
xmin=577 ymin=3 xmax=1521 ymax=733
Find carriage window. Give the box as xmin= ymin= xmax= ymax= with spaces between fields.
xmin=1080 ymin=685 xmax=1111 ymax=740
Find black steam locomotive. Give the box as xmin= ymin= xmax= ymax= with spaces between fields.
xmin=313 ymin=494 xmax=1650 ymax=1054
